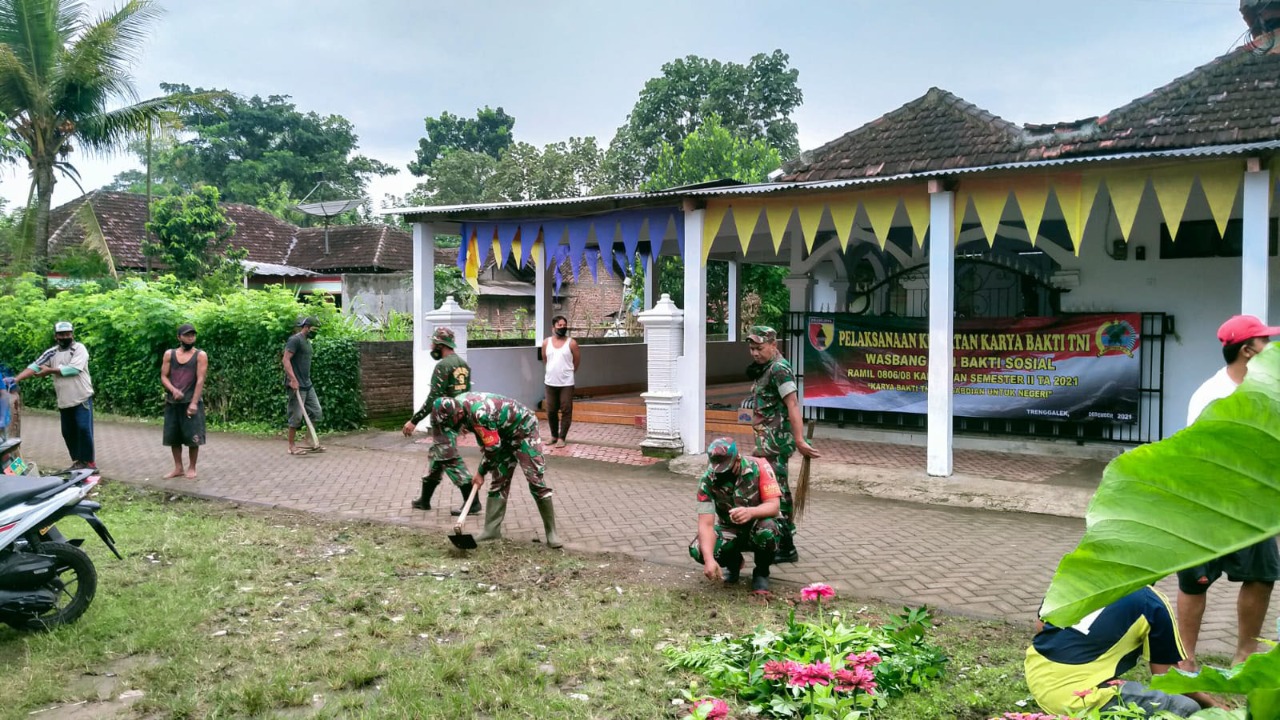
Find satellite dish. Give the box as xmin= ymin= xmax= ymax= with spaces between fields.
xmin=294 ymin=182 xmax=363 ymax=255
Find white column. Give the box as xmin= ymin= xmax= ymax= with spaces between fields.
xmin=411 ymin=222 xmax=436 ymax=416
xmin=535 ymin=248 xmax=553 ymax=342
xmin=679 ymin=205 xmax=707 ymax=454
xmin=727 ymin=258 xmax=740 ymax=341
xmin=423 ymin=296 xmax=477 ymax=358
xmin=638 ymin=294 xmax=685 ymax=456
xmin=644 ymin=253 xmax=658 ymax=310
xmin=782 ymin=275 xmax=813 ymax=312
xmin=927 ymin=182 xmax=955 ymax=477
xmin=1242 ymin=161 xmax=1271 ymax=320
xmin=831 ymin=278 xmax=851 ymax=313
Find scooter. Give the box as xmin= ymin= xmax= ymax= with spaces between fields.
xmin=0 ymin=468 xmax=121 ymax=631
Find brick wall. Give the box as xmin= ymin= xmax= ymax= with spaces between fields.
xmin=358 ymin=341 xmax=414 ymax=422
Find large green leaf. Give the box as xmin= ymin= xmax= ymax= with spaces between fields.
xmin=1041 ymin=346 xmax=1280 ymax=627
xmin=1151 ymin=644 xmax=1280 ymax=714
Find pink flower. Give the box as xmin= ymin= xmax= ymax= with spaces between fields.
xmin=1105 ymin=679 xmax=1125 ymax=686
xmin=834 ymin=665 xmax=877 ymax=694
xmin=763 ymin=660 xmax=801 ymax=681
xmin=846 ymin=650 xmax=882 ymax=668
xmin=788 ymin=661 xmax=834 ymax=687
xmin=692 ymin=697 xmax=729 ymax=719
xmin=1072 ymin=688 xmax=1093 ymax=698
xmin=800 ymin=583 xmax=835 ymax=601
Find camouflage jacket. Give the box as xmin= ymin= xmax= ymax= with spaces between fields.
xmin=410 ymin=353 xmax=472 ymax=424
xmin=695 ymin=456 xmax=782 ymax=528
xmin=433 ymin=392 xmax=539 ymax=474
xmin=751 ymin=355 xmax=798 ymax=458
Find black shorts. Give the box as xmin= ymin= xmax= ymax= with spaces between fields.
xmin=163 ymin=402 xmax=207 ymax=447
xmin=1177 ymin=537 xmax=1280 ymax=594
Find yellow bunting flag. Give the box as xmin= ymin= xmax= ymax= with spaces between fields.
xmin=796 ymin=202 xmax=825 ymax=252
xmin=1105 ymin=172 xmax=1147 ymax=242
xmin=491 ymin=237 xmax=504 ymax=267
xmin=702 ymin=204 xmax=730 ymax=267
xmin=1152 ymin=168 xmax=1196 ymax=242
xmin=861 ymin=195 xmax=899 ymax=249
xmin=901 ymin=193 xmax=930 ymax=246
xmin=731 ymin=204 xmax=762 ymax=255
xmin=464 ymin=228 xmax=480 ymax=292
xmin=764 ymin=204 xmax=793 ymax=256
xmin=828 ymin=199 xmax=858 ymax=251
xmin=952 ymin=190 xmax=972 ymax=244
xmin=1011 ymin=178 xmax=1051 ymax=246
xmin=1052 ymin=174 xmax=1100 ymax=255
xmin=530 ymin=240 xmax=543 ymax=269
xmin=969 ymin=184 xmax=1010 ymax=248
xmin=1198 ymin=163 xmax=1243 ymax=238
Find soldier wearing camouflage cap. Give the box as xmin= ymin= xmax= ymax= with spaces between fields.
xmin=745 ymin=325 xmax=820 ymax=564
xmin=690 ymin=438 xmax=782 ymax=593
xmin=403 ymin=326 xmax=474 ymax=514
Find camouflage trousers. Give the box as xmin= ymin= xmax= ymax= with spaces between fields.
xmin=425 ymin=455 xmax=471 ymax=492
xmin=759 ymin=453 xmax=796 ymax=542
xmin=484 ymin=434 xmax=552 ymax=500
xmin=688 ymin=519 xmax=781 ymax=565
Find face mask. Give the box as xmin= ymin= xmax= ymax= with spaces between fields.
xmin=555 ymin=327 xmax=568 ymax=338
xmin=430 ymin=347 xmax=443 ymax=361
xmin=57 ymin=338 xmax=73 ymax=350
xmin=181 ymin=341 xmax=195 ymax=351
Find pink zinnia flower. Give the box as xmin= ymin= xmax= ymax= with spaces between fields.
xmin=1072 ymin=688 xmax=1093 ymax=698
xmin=834 ymin=665 xmax=877 ymax=693
xmin=788 ymin=660 xmax=834 ymax=687
xmin=692 ymin=697 xmax=729 ymax=719
xmin=800 ymin=583 xmax=835 ymax=601
xmin=763 ymin=660 xmax=800 ymax=681
xmin=847 ymin=650 xmax=882 ymax=668
xmin=1106 ymin=679 xmax=1125 ymax=686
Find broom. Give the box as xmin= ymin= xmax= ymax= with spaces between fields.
xmin=791 ymin=420 xmax=817 ymax=522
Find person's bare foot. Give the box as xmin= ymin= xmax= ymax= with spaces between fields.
xmin=163 ymin=468 xmax=184 ymax=479
xmin=184 ymin=468 xmax=198 ymax=479
xmin=554 ymin=439 xmax=566 ymax=448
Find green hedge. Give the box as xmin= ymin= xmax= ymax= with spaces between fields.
xmin=0 ymin=275 xmax=365 ymax=430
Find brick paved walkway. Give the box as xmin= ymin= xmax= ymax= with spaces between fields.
xmin=17 ymin=413 xmax=1273 ymax=658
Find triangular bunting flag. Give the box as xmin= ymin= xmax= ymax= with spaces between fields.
xmin=491 ymin=237 xmax=503 ymax=268
xmin=511 ymin=234 xmax=523 ymax=271
xmin=530 ymin=240 xmax=544 ymax=272
xmin=474 ymin=225 xmax=494 ymax=269
xmin=703 ymin=205 xmax=729 ymax=266
xmin=901 ymin=194 xmax=930 ymax=247
xmin=1011 ymin=178 xmax=1050 ymax=246
xmin=969 ymin=185 xmax=1009 ymax=247
xmin=457 ymin=223 xmax=469 ymax=269
xmin=567 ymin=219 xmax=590 ymax=265
xmin=764 ymin=204 xmax=792 ymax=256
xmin=952 ymin=191 xmax=972 ymax=244
xmin=594 ymin=217 xmax=617 ymax=255
xmin=1198 ymin=163 xmax=1243 ymax=238
xmin=648 ymin=213 xmax=669 ymax=260
xmin=619 ymin=213 xmax=644 ymax=268
xmin=828 ymin=200 xmax=858 ymax=251
xmin=1152 ymin=168 xmax=1196 ymax=243
xmin=861 ymin=195 xmax=900 ymax=249
xmin=496 ymin=223 xmax=519 ymax=267
xmin=464 ymin=227 xmax=480 ymax=292
xmin=796 ymin=202 xmax=825 ymax=252
xmin=519 ymin=222 xmax=541 ymax=267
xmin=615 ymin=250 xmax=629 ymax=276
xmin=541 ymin=221 xmax=567 ymax=266
xmin=585 ymin=248 xmax=600 ymax=283
xmin=1104 ymin=173 xmax=1147 ymax=242
xmin=730 ymin=204 xmax=761 ymax=255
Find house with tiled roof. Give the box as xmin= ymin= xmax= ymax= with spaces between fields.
xmin=390 ymin=0 xmax=1280 ymax=472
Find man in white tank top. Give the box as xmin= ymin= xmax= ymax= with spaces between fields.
xmin=541 ymin=315 xmax=580 ymax=448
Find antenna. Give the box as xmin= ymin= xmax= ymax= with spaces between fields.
xmin=295 ymin=181 xmax=362 ymax=255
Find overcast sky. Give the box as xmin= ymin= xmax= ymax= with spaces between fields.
xmin=0 ymin=0 xmax=1253 ymax=211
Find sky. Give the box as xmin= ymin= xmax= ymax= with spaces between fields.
xmin=0 ymin=0 xmax=1254 ymax=212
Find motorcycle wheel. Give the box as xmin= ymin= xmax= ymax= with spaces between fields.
xmin=4 ymin=542 xmax=97 ymax=632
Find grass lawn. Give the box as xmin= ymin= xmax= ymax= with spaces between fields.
xmin=0 ymin=484 xmax=1057 ymax=719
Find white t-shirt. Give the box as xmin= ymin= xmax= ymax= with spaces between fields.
xmin=543 ymin=336 xmax=575 ymax=387
xmin=1186 ymin=367 xmax=1238 ymax=426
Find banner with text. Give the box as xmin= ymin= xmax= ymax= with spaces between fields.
xmin=803 ymin=314 xmax=1142 ymax=423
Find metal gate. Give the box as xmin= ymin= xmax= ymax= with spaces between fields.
xmin=782 ymin=261 xmax=1168 ymax=445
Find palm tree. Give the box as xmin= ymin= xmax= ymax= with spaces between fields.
xmin=0 ymin=0 xmax=186 ymax=269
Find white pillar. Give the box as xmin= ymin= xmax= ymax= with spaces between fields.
xmin=638 ymin=294 xmax=685 ymax=456
xmin=644 ymin=253 xmax=658 ymax=310
xmin=1242 ymin=161 xmax=1271 ymax=320
xmin=831 ymin=278 xmax=851 ymax=314
xmin=411 ymin=222 xmax=437 ymax=416
xmin=535 ymin=248 xmax=553 ymax=342
xmin=727 ymin=258 xmax=740 ymax=341
xmin=783 ymin=275 xmax=813 ymax=312
xmin=927 ymin=181 xmax=955 ymax=478
xmin=423 ymin=296 xmax=477 ymax=359
xmin=679 ymin=205 xmax=707 ymax=454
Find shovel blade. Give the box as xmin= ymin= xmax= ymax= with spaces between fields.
xmin=448 ymin=532 xmax=478 ymax=550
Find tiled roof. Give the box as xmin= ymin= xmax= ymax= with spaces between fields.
xmin=780 ymin=48 xmax=1280 ymax=182
xmin=780 ymin=87 xmax=1027 ymax=182
xmin=287 ymin=225 xmax=413 ymax=272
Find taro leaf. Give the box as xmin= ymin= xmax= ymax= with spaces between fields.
xmin=1150 ymin=643 xmax=1280 ymax=713
xmin=1041 ymin=346 xmax=1280 ymax=627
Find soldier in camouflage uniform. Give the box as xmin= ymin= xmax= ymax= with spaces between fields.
xmin=431 ymin=392 xmax=562 ymax=548
xmin=746 ymin=325 xmax=820 ymax=564
xmin=689 ymin=438 xmax=782 ymax=593
xmin=402 ymin=327 xmax=475 ymax=514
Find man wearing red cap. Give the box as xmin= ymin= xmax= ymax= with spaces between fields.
xmin=1176 ymin=314 xmax=1280 ymax=669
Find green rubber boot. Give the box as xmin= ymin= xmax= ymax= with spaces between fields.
xmin=410 ymin=478 xmax=439 ymax=510
xmin=477 ymin=496 xmax=507 ymax=542
xmin=534 ymin=496 xmax=563 ymax=549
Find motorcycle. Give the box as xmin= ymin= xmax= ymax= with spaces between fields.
xmin=0 ymin=467 xmax=121 ymax=631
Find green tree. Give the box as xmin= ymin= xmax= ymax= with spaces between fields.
xmin=0 ymin=0 xmax=195 ymax=268
xmin=144 ymin=186 xmax=246 ymax=292
xmin=111 ymin=84 xmax=396 ymax=215
xmin=408 ymin=106 xmax=515 ymax=176
xmin=409 ymin=137 xmax=606 ymax=207
xmin=605 ymin=50 xmax=803 ymax=190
